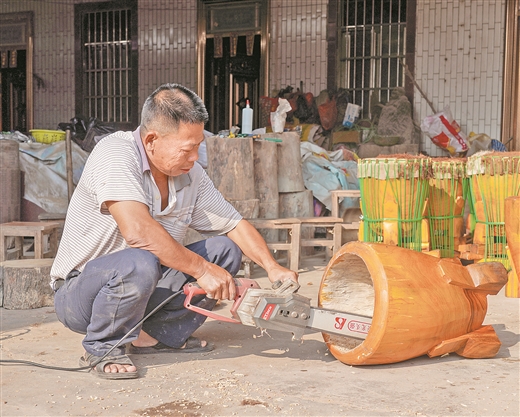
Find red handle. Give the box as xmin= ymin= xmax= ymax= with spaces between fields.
xmin=183 ymin=278 xmax=260 ymax=323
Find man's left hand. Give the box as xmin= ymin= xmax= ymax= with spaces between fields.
xmin=267 ymin=265 xmax=299 ymax=285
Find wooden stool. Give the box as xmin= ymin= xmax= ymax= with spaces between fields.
xmin=38 ymin=212 xmax=66 ymax=242
xmin=247 ymin=218 xmax=302 ymax=272
xmin=330 ymin=189 xmax=361 ymax=218
xmin=0 ymin=221 xmax=61 ymax=262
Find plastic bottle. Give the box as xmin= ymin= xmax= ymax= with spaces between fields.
xmin=241 ymin=100 xmax=253 ymax=135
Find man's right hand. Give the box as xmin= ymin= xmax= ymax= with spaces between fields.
xmin=195 ymin=262 xmax=236 ymax=301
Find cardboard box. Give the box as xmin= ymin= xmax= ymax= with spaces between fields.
xmin=332 ymin=130 xmax=360 ymax=144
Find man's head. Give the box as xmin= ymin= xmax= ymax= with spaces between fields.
xmin=140 ymin=84 xmax=209 ymax=177
xmin=141 ymin=83 xmax=209 ymax=132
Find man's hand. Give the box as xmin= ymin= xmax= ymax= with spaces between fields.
xmin=195 ymin=262 xmax=236 ymax=301
xmin=266 ymin=264 xmax=299 ymax=285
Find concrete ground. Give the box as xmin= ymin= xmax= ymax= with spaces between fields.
xmin=0 ymin=253 xmax=519 ymax=417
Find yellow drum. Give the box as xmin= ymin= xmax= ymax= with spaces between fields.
xmin=358 ymin=155 xmax=431 ymax=251
xmin=426 ymin=158 xmax=468 ymax=257
xmin=467 ymin=151 xmax=520 ymax=269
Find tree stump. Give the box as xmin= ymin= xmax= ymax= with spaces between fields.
xmin=0 ymin=259 xmax=54 ymax=309
xmin=266 ymin=132 xmax=305 ymax=193
xmin=205 ymin=136 xmax=255 ymax=201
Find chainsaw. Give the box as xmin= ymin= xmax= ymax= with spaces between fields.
xmin=183 ymin=278 xmax=372 ymax=341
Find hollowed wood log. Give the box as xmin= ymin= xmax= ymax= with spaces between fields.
xmin=318 ymin=241 xmax=508 ymax=365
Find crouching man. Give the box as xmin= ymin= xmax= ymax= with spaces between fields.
xmin=51 ymin=83 xmax=298 ymax=379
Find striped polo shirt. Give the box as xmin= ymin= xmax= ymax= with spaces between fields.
xmin=50 ymin=127 xmax=242 ymax=283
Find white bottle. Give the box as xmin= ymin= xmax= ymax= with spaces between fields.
xmin=242 ymin=100 xmax=253 ymax=135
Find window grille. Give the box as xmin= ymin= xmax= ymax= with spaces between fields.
xmin=77 ymin=3 xmax=135 ymax=125
xmin=339 ymin=0 xmax=407 ymax=118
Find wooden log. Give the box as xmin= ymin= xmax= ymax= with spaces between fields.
xmin=205 ymin=136 xmax=255 ymax=201
xmin=279 ymin=190 xmax=314 ymax=218
xmin=318 ymin=241 xmax=507 ymax=365
xmin=253 ymin=140 xmax=279 ymax=202
xmin=262 ymin=132 xmax=305 ymax=193
xmin=1 ymin=259 xmax=54 ymax=309
xmin=228 ymin=199 xmax=259 ymax=219
xmin=257 ymin=200 xmax=279 ymax=243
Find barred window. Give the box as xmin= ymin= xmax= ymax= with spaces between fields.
xmin=339 ymin=0 xmax=407 ymax=118
xmin=75 ymin=0 xmax=138 ymax=129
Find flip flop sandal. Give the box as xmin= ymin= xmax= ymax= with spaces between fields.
xmin=79 ymin=352 xmax=138 ymax=380
xmin=128 ymin=336 xmax=214 ymax=354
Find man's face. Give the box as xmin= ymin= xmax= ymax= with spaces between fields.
xmin=146 ymin=122 xmax=205 ymax=177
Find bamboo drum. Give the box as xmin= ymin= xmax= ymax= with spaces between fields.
xmin=358 ymin=156 xmax=431 ymax=251
xmin=427 ymin=158 xmax=467 ymax=257
xmin=467 ymin=152 xmax=520 ymax=267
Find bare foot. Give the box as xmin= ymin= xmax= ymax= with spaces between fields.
xmin=83 ymin=352 xmax=137 ymax=374
xmin=103 ymin=362 xmax=137 ymax=374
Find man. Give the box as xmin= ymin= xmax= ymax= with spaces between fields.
xmin=51 ymin=83 xmax=298 ymax=379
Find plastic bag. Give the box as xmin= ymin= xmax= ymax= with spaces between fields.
xmin=58 ymin=116 xmax=117 ymax=152
xmin=270 ymin=98 xmax=292 ymax=133
xmin=318 ymin=98 xmax=337 ymax=131
xmin=420 ymin=106 xmax=469 ymax=155
xmin=82 ymin=118 xmax=118 ymax=152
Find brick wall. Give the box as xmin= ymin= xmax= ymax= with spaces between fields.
xmin=414 ymin=0 xmax=506 ymax=156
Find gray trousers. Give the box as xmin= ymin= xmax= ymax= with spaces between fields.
xmin=54 ymin=237 xmax=242 ymax=356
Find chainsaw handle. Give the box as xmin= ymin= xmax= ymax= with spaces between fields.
xmin=183 ymin=278 xmax=260 ymax=324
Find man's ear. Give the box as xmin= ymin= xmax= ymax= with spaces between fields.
xmin=143 ymin=131 xmax=158 ymax=150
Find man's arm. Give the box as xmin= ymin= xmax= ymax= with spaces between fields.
xmin=227 ymin=219 xmax=298 ymax=284
xmin=106 ymin=200 xmax=236 ymax=300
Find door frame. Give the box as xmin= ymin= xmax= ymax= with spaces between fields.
xmin=0 ymin=11 xmax=33 ymax=131
xmin=196 ymin=0 xmax=269 ymax=109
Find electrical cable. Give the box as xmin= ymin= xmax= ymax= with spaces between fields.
xmin=0 ymin=289 xmax=183 ymax=373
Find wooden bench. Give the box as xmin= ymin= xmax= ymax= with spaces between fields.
xmin=247 ymin=218 xmax=302 ymax=272
xmin=0 ymin=221 xmax=61 ymax=262
xmin=246 ymin=216 xmax=351 ymax=273
xmin=298 ymin=216 xmax=345 ymax=259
